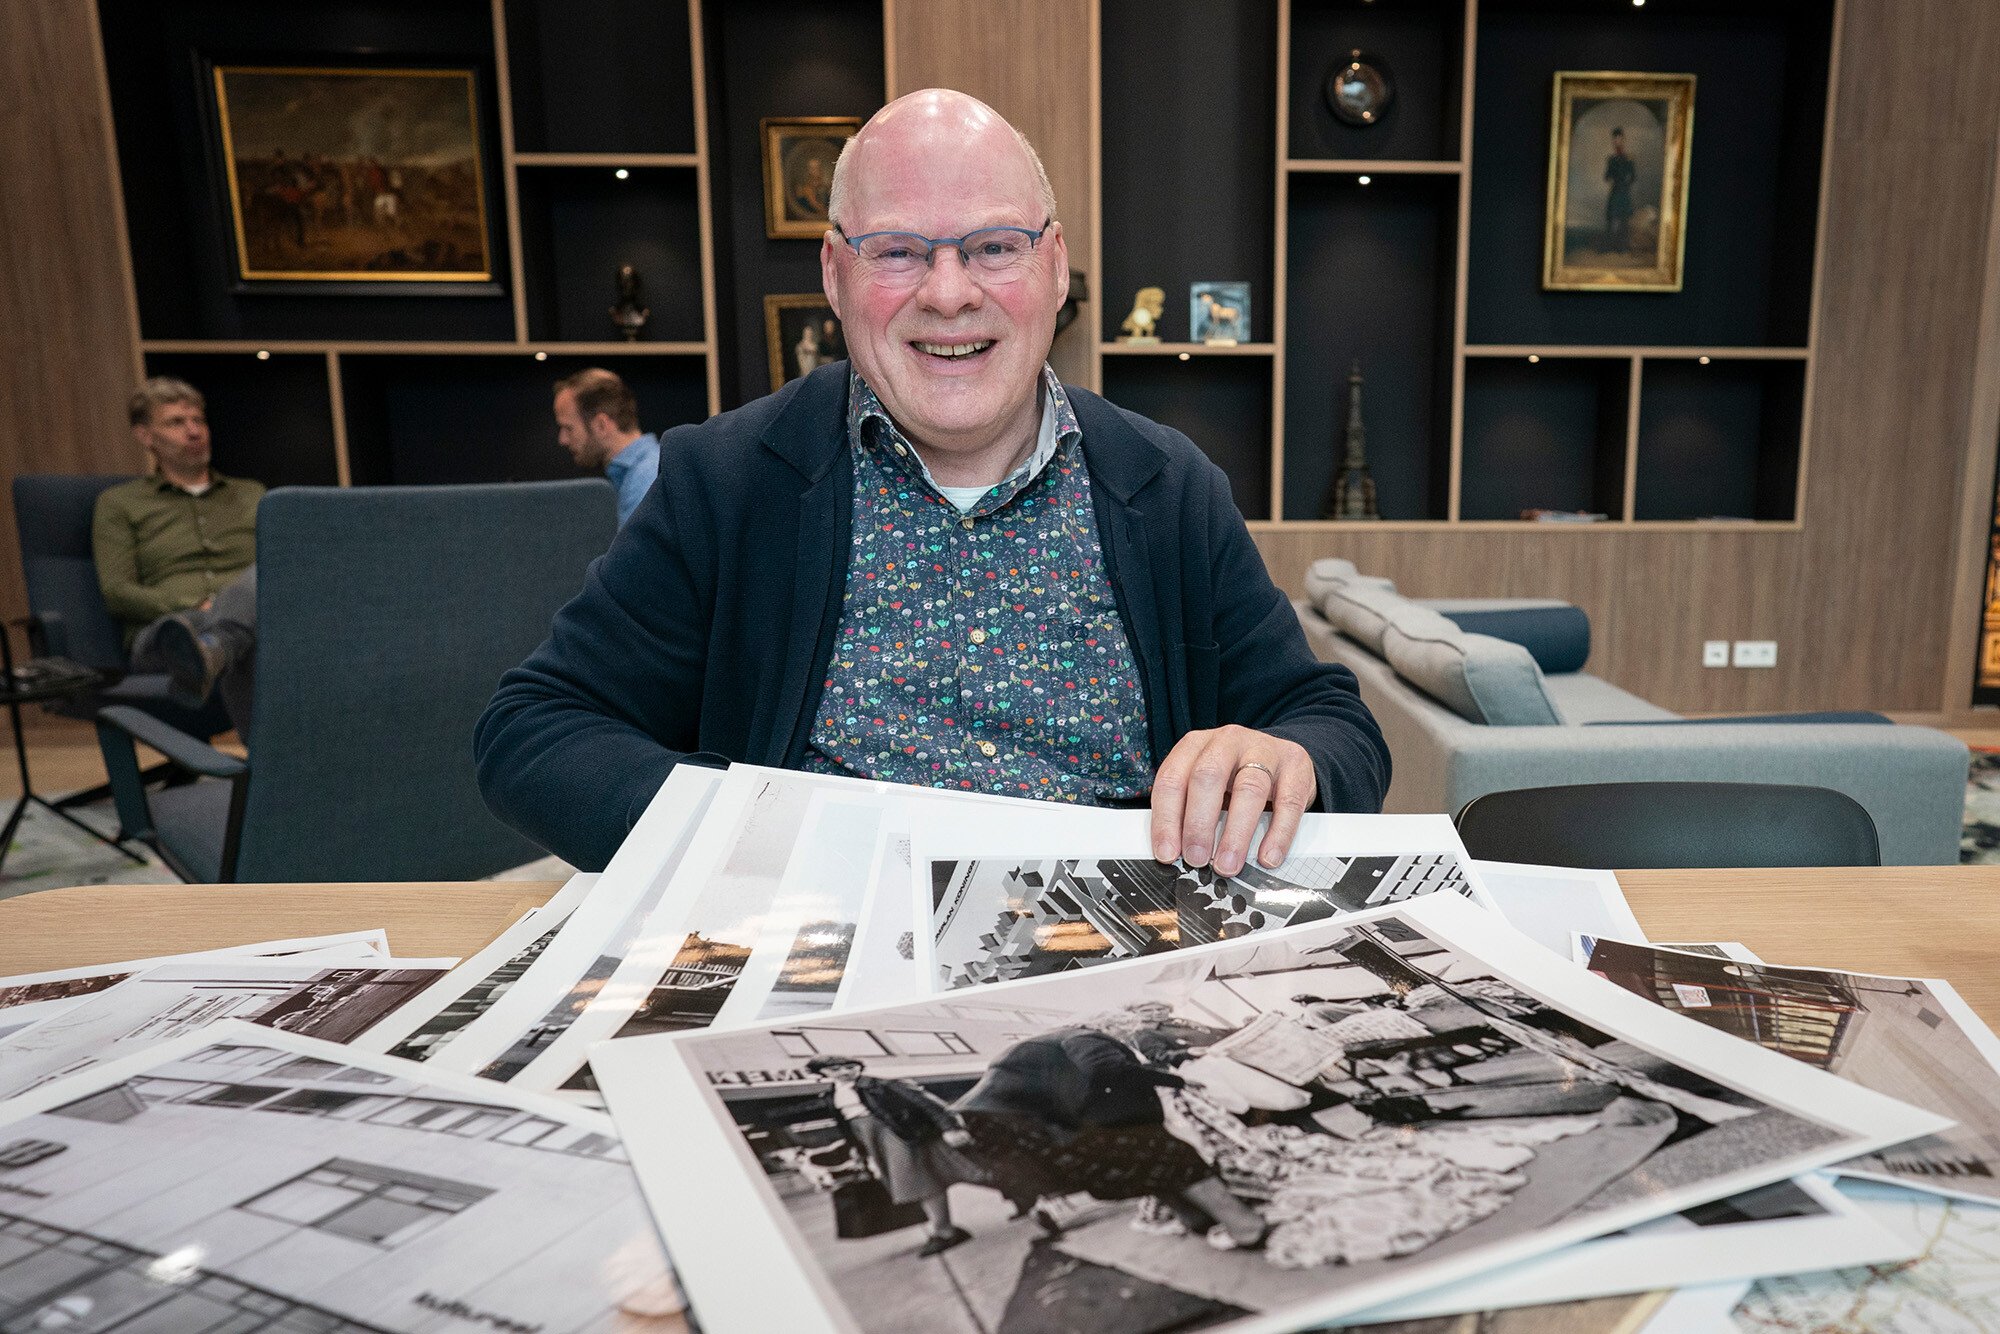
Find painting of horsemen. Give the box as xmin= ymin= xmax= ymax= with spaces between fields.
xmin=210 ymin=65 xmax=494 ymax=284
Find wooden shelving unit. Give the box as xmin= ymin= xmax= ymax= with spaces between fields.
xmin=1090 ymin=0 xmax=1839 ymax=530
xmin=98 ymin=0 xmax=888 ymax=489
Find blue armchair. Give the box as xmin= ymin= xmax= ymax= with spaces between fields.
xmin=95 ymin=480 xmax=617 ymax=882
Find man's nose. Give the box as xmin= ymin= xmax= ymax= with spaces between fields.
xmin=916 ymin=247 xmax=983 ymax=314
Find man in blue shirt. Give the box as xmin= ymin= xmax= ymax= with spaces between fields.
xmin=552 ymin=368 xmax=660 ymax=525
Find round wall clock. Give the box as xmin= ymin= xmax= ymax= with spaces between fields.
xmin=1326 ymin=51 xmax=1394 ymax=127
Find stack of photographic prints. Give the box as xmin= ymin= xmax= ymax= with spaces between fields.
xmin=1579 ymin=937 xmax=2000 ymax=1205
xmin=593 ymin=891 xmax=1946 ymax=1334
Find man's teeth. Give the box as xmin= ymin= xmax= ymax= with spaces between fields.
xmin=914 ymin=341 xmax=993 ymax=359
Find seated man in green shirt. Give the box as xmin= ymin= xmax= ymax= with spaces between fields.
xmin=93 ymin=377 xmax=264 ymax=736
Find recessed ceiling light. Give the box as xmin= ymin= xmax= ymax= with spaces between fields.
xmin=1528 ymin=354 xmax=1540 ymax=364
xmin=1698 ymin=355 xmax=1711 ymax=364
xmin=1357 ymin=174 xmax=1372 ymax=185
xmin=614 ymin=168 xmax=630 ymax=180
xmin=1178 ymin=352 xmax=1191 ymax=362
xmin=255 ymin=349 xmax=270 ymax=360
xmin=534 ymin=351 xmax=548 ymax=361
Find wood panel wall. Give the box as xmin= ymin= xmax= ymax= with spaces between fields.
xmin=6 ymin=0 xmax=1997 ymax=715
xmin=0 ymin=0 xmax=144 ymax=630
xmin=885 ymin=0 xmax=1098 ymax=387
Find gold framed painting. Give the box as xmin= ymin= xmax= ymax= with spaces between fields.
xmin=765 ymin=294 xmax=846 ymax=391
xmin=211 ymin=64 xmax=495 ymax=286
xmin=761 ymin=116 xmax=861 ymax=239
xmin=1543 ymin=71 xmax=1695 ymax=292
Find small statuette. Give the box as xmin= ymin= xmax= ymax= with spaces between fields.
xmin=609 ymin=264 xmax=651 ymax=342
xmin=1323 ymin=360 xmax=1381 ymax=520
xmin=1118 ymin=286 xmax=1165 ymax=343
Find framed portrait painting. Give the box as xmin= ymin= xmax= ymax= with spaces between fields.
xmin=210 ymin=64 xmax=496 ymax=289
xmin=761 ymin=117 xmax=861 ymax=239
xmin=1543 ymin=72 xmax=1695 ymax=292
xmin=765 ymin=294 xmax=847 ymax=391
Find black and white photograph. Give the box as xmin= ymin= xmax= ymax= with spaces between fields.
xmin=917 ymin=806 xmax=1491 ymax=993
xmin=597 ymin=893 xmax=1944 ymax=1334
xmin=0 ymin=931 xmax=388 ymax=1041
xmin=0 ymin=1024 xmax=679 ymax=1332
xmin=1583 ymin=937 xmax=2000 ymax=1205
xmin=0 ymin=958 xmax=456 ymax=1101
xmin=931 ymin=852 xmax=1472 ymax=989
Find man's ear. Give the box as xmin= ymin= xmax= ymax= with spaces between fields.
xmin=821 ymin=232 xmax=843 ymax=321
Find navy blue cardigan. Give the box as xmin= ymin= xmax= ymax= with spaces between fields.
xmin=475 ymin=363 xmax=1390 ymax=870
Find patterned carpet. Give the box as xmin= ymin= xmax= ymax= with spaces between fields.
xmin=1961 ymin=749 xmax=2000 ymax=864
xmin=0 ymin=790 xmax=572 ymax=901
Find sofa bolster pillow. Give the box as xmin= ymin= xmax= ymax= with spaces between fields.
xmin=1318 ymin=581 xmax=1411 ymax=654
xmin=1305 ymin=559 xmax=1396 ymax=620
xmin=1382 ymin=618 xmax=1564 ymax=726
xmin=1420 ymin=600 xmax=1591 ymax=674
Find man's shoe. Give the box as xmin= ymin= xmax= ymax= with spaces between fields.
xmin=917 ymin=1226 xmax=972 ymax=1257
xmin=153 ymin=614 xmax=229 ymax=706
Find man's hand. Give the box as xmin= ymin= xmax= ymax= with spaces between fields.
xmin=1150 ymin=725 xmax=1315 ymax=876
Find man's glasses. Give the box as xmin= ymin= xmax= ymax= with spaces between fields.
xmin=836 ymin=218 xmax=1051 ymax=285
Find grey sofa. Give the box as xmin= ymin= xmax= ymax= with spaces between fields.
xmin=1294 ymin=559 xmax=1970 ymax=865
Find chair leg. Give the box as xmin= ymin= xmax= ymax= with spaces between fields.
xmin=53 ymin=760 xmax=185 ymax=811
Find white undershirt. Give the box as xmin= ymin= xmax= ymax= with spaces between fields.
xmin=925 ymin=389 xmax=1061 ymax=514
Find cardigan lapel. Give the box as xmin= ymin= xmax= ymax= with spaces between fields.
xmin=759 ymin=364 xmax=856 ymax=765
xmin=1071 ymin=388 xmax=1179 ymax=765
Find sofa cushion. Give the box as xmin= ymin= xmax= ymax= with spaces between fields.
xmin=1381 ymin=616 xmax=1564 ymax=726
xmin=1590 ymin=710 xmax=1896 ymax=726
xmin=1543 ymin=672 xmax=1679 ymax=724
xmin=1420 ymin=599 xmax=1591 ymax=674
xmin=1304 ymin=559 xmax=1395 ymax=619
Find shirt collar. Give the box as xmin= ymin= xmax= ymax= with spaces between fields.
xmin=153 ymin=471 xmax=229 ymax=494
xmin=847 ymin=364 xmax=1080 ymax=511
xmin=604 ymin=432 xmax=658 ymax=480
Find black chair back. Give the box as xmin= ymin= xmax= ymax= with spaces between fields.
xmin=13 ymin=474 xmax=138 ymax=670
xmin=1454 ymin=781 xmax=1883 ymax=869
xmin=230 ymin=480 xmax=616 ymax=881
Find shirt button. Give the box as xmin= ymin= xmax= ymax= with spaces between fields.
xmin=894 ymin=443 xmax=907 ymax=456
xmin=960 ymin=517 xmax=974 ymax=530
xmin=978 ymin=741 xmax=997 ymax=758
xmin=969 ymin=629 xmax=987 ymax=645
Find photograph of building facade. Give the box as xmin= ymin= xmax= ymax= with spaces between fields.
xmin=0 ymin=1039 xmax=675 ymax=1332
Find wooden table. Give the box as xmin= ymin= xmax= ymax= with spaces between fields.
xmin=5 ymin=866 xmax=1996 ymax=1024
xmin=2 ymin=866 xmax=1994 ymax=1334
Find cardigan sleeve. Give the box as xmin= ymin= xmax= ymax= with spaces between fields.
xmin=1198 ymin=463 xmax=1392 ymax=814
xmin=474 ymin=450 xmax=718 ymax=871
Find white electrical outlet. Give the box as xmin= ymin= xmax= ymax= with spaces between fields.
xmin=1702 ymin=641 xmax=1730 ymax=668
xmin=1732 ymin=640 xmax=1777 ymax=668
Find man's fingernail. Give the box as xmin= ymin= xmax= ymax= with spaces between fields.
xmin=1261 ymin=846 xmax=1284 ymax=867
xmin=1217 ymin=855 xmax=1243 ymax=876
xmin=1186 ymin=843 xmax=1208 ymax=865
xmin=1153 ymin=840 xmax=1173 ymax=861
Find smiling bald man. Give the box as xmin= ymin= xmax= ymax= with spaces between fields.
xmin=477 ymin=90 xmax=1388 ymax=874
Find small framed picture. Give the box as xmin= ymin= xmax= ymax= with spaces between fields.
xmin=761 ymin=116 xmax=861 ymax=239
xmin=1191 ymin=281 xmax=1251 ymax=344
xmin=765 ymin=294 xmax=846 ymax=391
xmin=1543 ymin=71 xmax=1696 ymax=292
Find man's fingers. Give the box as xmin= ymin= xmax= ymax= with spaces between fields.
xmin=1178 ymin=737 xmax=1236 ymax=869
xmin=1150 ymin=733 xmax=1201 ymax=862
xmin=1213 ymin=762 xmax=1275 ymax=876
xmin=1257 ymin=755 xmax=1317 ymax=868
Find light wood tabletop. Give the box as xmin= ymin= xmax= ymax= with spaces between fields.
xmin=4 ymin=866 xmax=1996 ymax=1024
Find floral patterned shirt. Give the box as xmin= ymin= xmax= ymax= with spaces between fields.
xmin=799 ymin=366 xmax=1153 ymax=802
